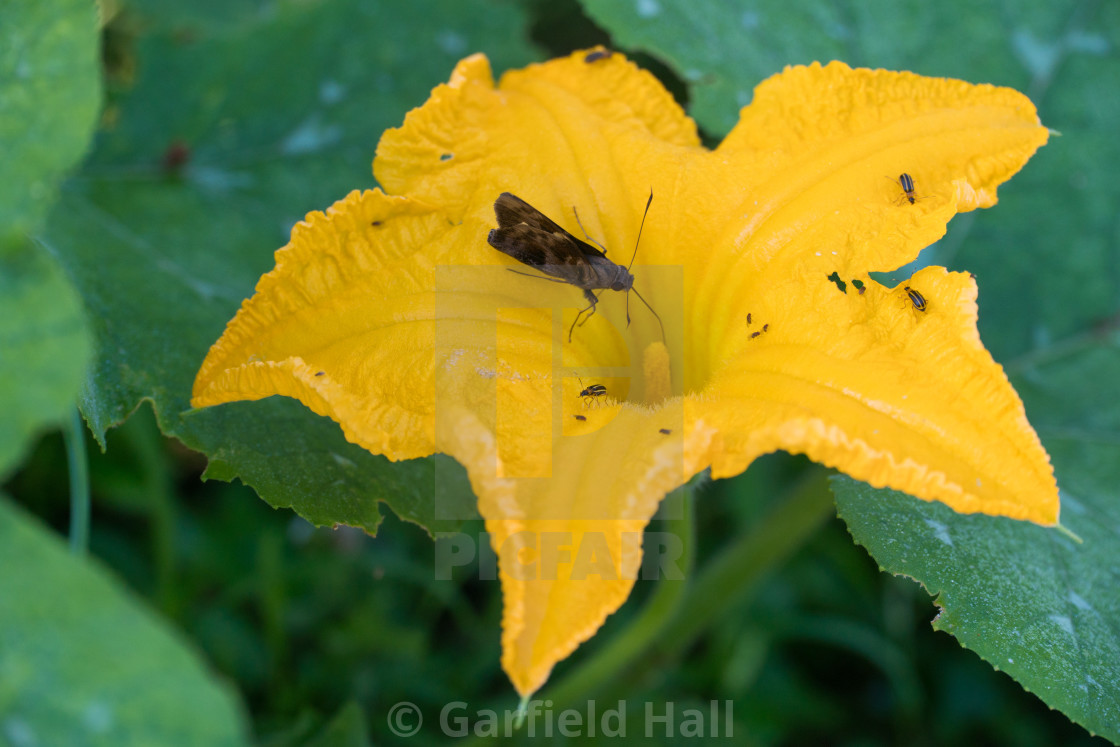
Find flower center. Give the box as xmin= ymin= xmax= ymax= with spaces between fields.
xmin=641 ymin=341 xmax=672 ymax=405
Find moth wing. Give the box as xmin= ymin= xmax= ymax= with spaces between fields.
xmin=493 ymin=192 xmax=607 ymax=259
xmin=487 ymin=223 xmax=586 ymax=279
xmin=494 ymin=193 xmax=566 ymax=234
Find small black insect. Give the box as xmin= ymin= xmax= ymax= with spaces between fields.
xmin=314 ymin=371 xmax=325 ymax=377
xmin=904 ymin=285 xmax=928 ymax=312
xmin=574 ymin=414 xmax=587 ymax=421
xmin=584 ymin=47 xmax=613 ymax=63
xmin=746 ymin=312 xmax=752 ymax=325
xmin=659 ymin=428 xmax=671 ymax=435
xmin=578 ymin=378 xmax=607 ymax=403
xmin=487 ymin=192 xmax=664 ymax=342
xmin=895 ymin=173 xmax=917 ymax=205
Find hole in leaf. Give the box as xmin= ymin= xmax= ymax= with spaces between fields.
xmin=827 ymin=271 xmax=847 ymax=293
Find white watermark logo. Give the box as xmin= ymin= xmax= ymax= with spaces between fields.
xmin=385 ymin=699 xmax=735 ymax=739
xmin=386 ymin=701 xmax=422 ymax=738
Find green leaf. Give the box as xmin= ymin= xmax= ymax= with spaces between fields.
xmin=580 ymin=0 xmax=1052 ymax=136
xmin=44 ymin=0 xmax=532 ymax=534
xmin=954 ymin=3 xmax=1120 ymax=363
xmin=0 ymin=495 xmax=249 ymax=745
xmin=832 ymin=338 xmax=1120 ymax=744
xmin=0 ymin=243 xmax=91 ymax=478
xmin=0 ymin=0 xmax=99 ymax=478
xmin=0 ymin=0 xmax=101 ymax=249
xmin=125 ymin=0 xmax=285 ymax=33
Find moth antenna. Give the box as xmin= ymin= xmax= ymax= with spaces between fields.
xmin=630 ymin=286 xmax=665 ymax=343
xmin=626 ymin=190 xmax=654 ymax=272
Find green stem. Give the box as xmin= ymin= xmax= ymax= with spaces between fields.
xmin=122 ymin=409 xmax=178 ymax=615
xmin=514 ymin=696 xmax=529 ymax=730
xmin=654 ymin=467 xmax=834 ymax=659
xmin=583 ymin=466 xmax=834 ymax=706
xmin=64 ymin=408 xmax=90 ymax=555
xmin=541 ymin=481 xmax=696 ymax=709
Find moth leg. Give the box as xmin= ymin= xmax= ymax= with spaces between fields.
xmin=506 ymin=268 xmax=570 ymax=283
xmin=572 ymin=206 xmax=609 ymax=255
xmin=568 ymin=289 xmax=599 ymax=342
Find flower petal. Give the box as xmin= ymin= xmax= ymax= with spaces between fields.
xmin=679 ymin=61 xmax=1049 ymax=389
xmin=443 ymin=403 xmax=698 ymax=696
xmin=665 ymin=62 xmax=1055 ymax=524
xmin=194 ymin=190 xmax=447 ymax=460
xmin=375 ymin=52 xmax=700 ymax=222
xmin=689 ymin=266 xmax=1058 ymax=524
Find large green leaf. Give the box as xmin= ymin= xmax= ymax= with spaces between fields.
xmin=0 ymin=0 xmax=101 ymax=248
xmin=0 ymin=242 xmax=91 ymax=478
xmin=579 ymin=0 xmax=1120 ymax=361
xmin=0 ymin=495 xmax=249 ymax=745
xmin=833 ymin=338 xmax=1120 ymax=744
xmin=43 ymin=0 xmax=535 ymax=534
xmin=0 ymin=0 xmax=99 ymax=478
xmin=580 ymin=0 xmax=1058 ymax=135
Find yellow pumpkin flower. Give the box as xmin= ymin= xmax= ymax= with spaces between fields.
xmin=192 ymin=51 xmax=1056 ymax=697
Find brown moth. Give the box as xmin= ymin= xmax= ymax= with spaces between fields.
xmin=486 ymin=192 xmax=663 ymax=342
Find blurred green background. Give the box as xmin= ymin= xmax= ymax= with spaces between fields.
xmin=2 ymin=0 xmax=1118 ymax=744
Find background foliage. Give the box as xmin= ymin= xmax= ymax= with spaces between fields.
xmin=2 ymin=0 xmax=1117 ymax=744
